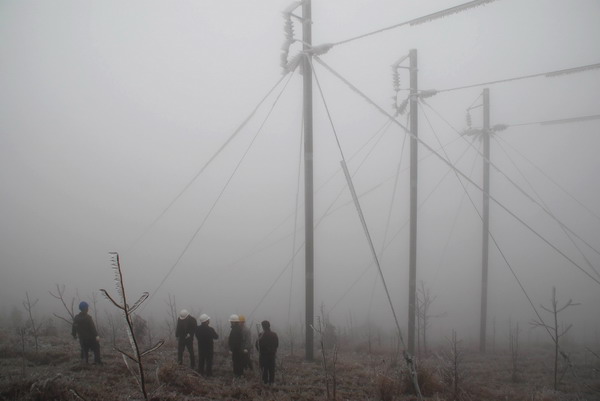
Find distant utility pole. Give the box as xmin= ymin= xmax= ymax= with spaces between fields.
xmin=479 ymin=88 xmax=490 ymax=353
xmin=302 ymin=0 xmax=315 ymax=362
xmin=408 ymin=48 xmax=418 ymax=355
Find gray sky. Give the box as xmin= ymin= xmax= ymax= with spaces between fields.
xmin=1 ymin=0 xmax=599 ymax=341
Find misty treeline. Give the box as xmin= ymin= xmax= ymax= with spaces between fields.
xmin=1 ymin=282 xmax=598 ymax=393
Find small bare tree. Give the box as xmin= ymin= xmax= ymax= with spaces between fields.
xmin=508 ymin=320 xmax=520 ymax=382
xmin=101 ymin=252 xmax=164 ymax=401
xmin=416 ymin=281 xmax=446 ymax=357
xmin=438 ymin=330 xmax=463 ymax=400
xmin=22 ymin=292 xmax=41 ymax=352
xmin=165 ymin=294 xmax=177 ymax=336
xmin=312 ymin=315 xmax=338 ymax=400
xmin=530 ymin=286 xmax=579 ymax=390
xmin=49 ymin=284 xmax=76 ymax=326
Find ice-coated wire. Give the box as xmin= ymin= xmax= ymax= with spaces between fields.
xmin=341 ymin=160 xmax=405 ymax=346
xmin=436 ymin=63 xmax=600 ymax=93
xmin=332 ymin=0 xmax=499 ymax=47
xmin=419 ymin=105 xmax=554 ymax=340
xmin=494 ymin=134 xmax=600 ymax=225
xmin=493 ymin=136 xmax=600 ymax=281
xmin=126 ymin=72 xmax=292 ymax=254
xmin=314 ymin=55 xmax=600 ymax=286
xmin=420 ymin=98 xmax=600 ymax=262
xmin=147 ymin=72 xmax=296 ymax=305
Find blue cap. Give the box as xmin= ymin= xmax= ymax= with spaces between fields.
xmin=79 ymin=301 xmax=89 ymax=311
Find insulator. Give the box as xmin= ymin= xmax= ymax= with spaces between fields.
xmin=418 ymin=89 xmax=437 ymax=99
xmin=307 ymin=43 xmax=333 ymax=56
xmin=398 ymin=98 xmax=409 ymax=115
xmin=392 ymin=72 xmax=400 ymax=92
xmin=492 ymin=124 xmax=508 ymax=132
xmin=466 ymin=111 xmax=472 ymax=128
xmin=461 ymin=128 xmax=481 ymax=137
xmin=284 ymin=19 xmax=294 ymax=39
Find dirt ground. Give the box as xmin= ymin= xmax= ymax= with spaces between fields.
xmin=1 ymin=330 xmax=599 ymax=401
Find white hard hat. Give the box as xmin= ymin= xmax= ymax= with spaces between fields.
xmin=179 ymin=309 xmax=190 ymax=319
xmin=229 ymin=314 xmax=239 ymax=322
xmin=199 ymin=314 xmax=210 ymax=323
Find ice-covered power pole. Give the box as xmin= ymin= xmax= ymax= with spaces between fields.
xmin=282 ymin=0 xmax=314 ymax=361
xmin=391 ymin=49 xmax=419 ymax=356
xmin=408 ymin=49 xmax=419 ymax=356
xmin=480 ymin=88 xmax=490 ymax=354
xmin=301 ymin=0 xmax=315 ymax=362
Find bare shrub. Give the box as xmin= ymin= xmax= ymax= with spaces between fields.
xmin=48 ymin=284 xmax=75 ymax=327
xmin=22 ymin=292 xmax=41 ymax=353
xmin=376 ymin=374 xmax=400 ymax=401
xmin=156 ymin=362 xmax=206 ymax=396
xmin=312 ymin=311 xmax=339 ymax=400
xmin=401 ymin=363 xmax=444 ymax=397
xmin=437 ymin=330 xmax=463 ymax=400
xmin=29 ymin=374 xmax=71 ymax=401
xmin=101 ymin=252 xmax=165 ymax=401
xmin=508 ymin=320 xmax=521 ymax=382
xmin=530 ymin=286 xmax=579 ymax=390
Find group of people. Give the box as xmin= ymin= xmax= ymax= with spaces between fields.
xmin=176 ymin=310 xmax=279 ymax=384
xmin=71 ymin=301 xmax=279 ymax=385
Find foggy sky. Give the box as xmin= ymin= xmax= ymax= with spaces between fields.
xmin=1 ymin=0 xmax=599 ymax=343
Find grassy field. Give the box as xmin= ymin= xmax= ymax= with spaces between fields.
xmin=1 ymin=329 xmax=599 ymax=401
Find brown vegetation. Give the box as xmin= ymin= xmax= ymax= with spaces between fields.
xmin=0 ymin=327 xmax=599 ymax=401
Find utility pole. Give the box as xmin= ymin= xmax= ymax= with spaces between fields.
xmin=408 ymin=48 xmax=418 ymax=355
xmin=479 ymin=88 xmax=490 ymax=353
xmin=302 ymin=0 xmax=314 ymax=362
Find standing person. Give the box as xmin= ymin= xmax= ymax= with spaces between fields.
xmin=239 ymin=315 xmax=253 ymax=372
xmin=256 ymin=320 xmax=278 ymax=385
xmin=175 ymin=309 xmax=197 ymax=368
xmin=195 ymin=314 xmax=218 ymax=377
xmin=72 ymin=301 xmax=102 ymax=365
xmin=227 ymin=314 xmax=244 ymax=378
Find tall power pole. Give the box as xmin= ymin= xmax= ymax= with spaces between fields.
xmin=408 ymin=48 xmax=418 ymax=355
xmin=302 ymin=0 xmax=314 ymax=362
xmin=479 ymin=88 xmax=490 ymax=353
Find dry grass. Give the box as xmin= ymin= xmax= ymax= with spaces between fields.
xmin=0 ymin=330 xmax=598 ymax=401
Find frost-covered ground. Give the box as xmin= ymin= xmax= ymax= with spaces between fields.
xmin=1 ymin=330 xmax=599 ymax=400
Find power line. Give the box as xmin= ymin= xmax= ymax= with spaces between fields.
xmin=125 ymin=72 xmax=291 ymax=253
xmin=328 ymin=139 xmax=476 ymax=314
xmin=421 ymin=99 xmax=600 ymax=286
xmin=420 ymin=104 xmax=554 ymax=339
xmin=494 ymin=134 xmax=600 ymax=225
xmin=313 ymin=59 xmax=406 ymax=341
xmin=314 ymin=55 xmax=600 ymax=286
xmin=493 ymin=137 xmax=600 ymax=281
xmin=146 ymin=73 xmax=295 ymax=304
xmin=507 ymin=114 xmax=600 ymax=127
xmin=332 ymin=0 xmax=499 ymax=47
xmin=435 ymin=63 xmax=600 ymax=93
xmin=420 ymin=98 xmax=600 ymax=261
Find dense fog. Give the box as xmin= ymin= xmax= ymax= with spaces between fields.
xmin=1 ymin=0 xmax=599 ymax=351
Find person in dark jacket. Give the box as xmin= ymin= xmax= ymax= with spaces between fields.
xmin=195 ymin=314 xmax=218 ymax=376
xmin=256 ymin=320 xmax=278 ymax=384
xmin=239 ymin=314 xmax=253 ymax=372
xmin=227 ymin=314 xmax=244 ymax=377
xmin=175 ymin=309 xmax=197 ymax=368
xmin=72 ymin=301 xmax=102 ymax=365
